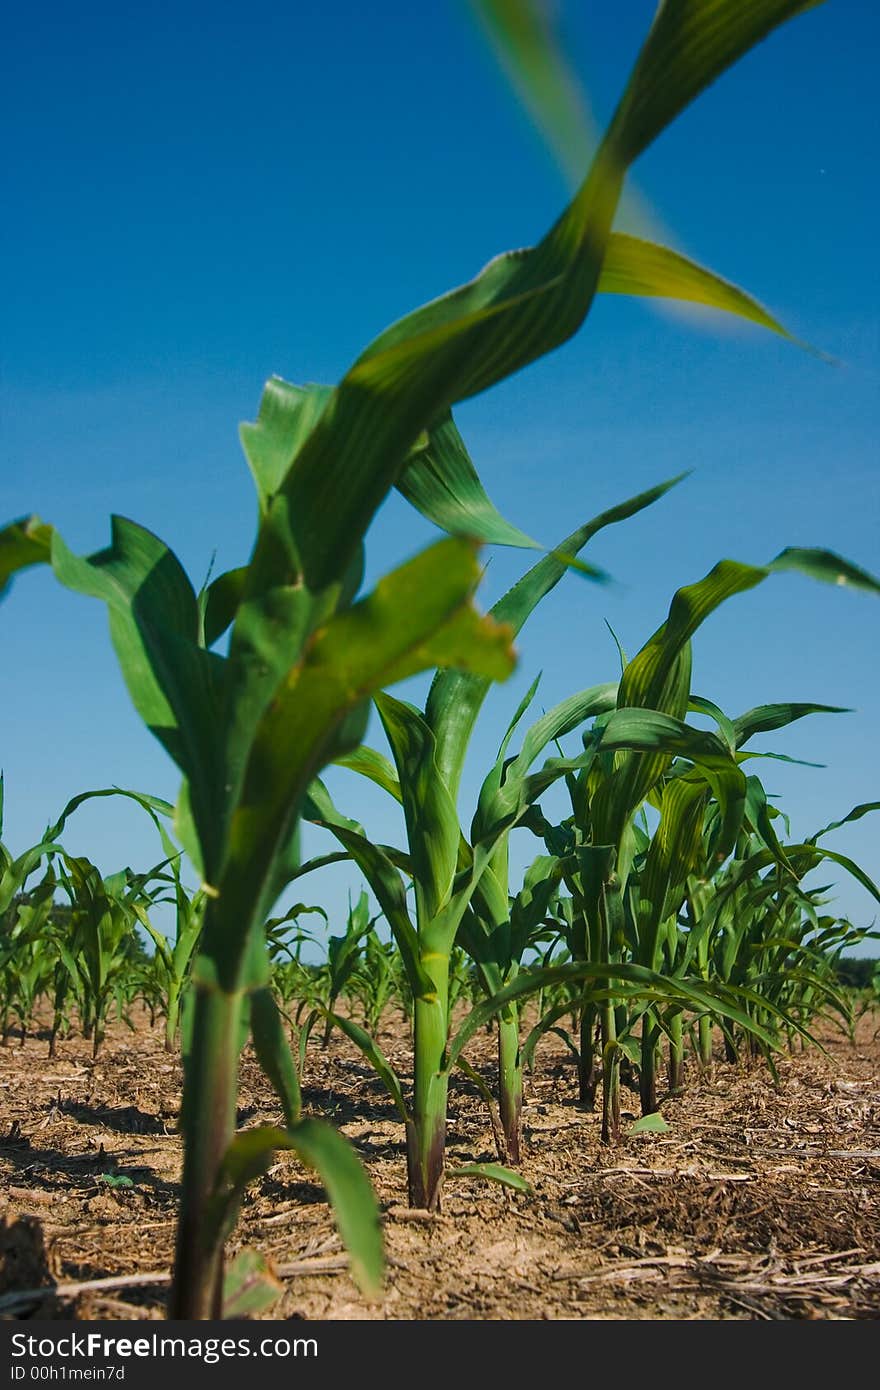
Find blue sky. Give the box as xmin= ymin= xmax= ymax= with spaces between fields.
xmin=3 ymin=1 xmax=878 ymax=953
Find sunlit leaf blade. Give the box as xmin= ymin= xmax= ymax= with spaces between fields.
xmin=599 ymin=234 xmax=800 ymax=344
xmin=334 ymin=746 xmax=403 ymax=803
xmin=597 ymin=542 xmax=878 ymax=844
xmin=629 ymin=1113 xmax=671 ymax=1134
xmin=304 ymin=778 xmax=425 ymax=978
xmin=41 ymin=786 xmax=176 ymax=846
xmin=239 ymin=378 xmax=334 ymax=507
xmin=375 ymin=692 xmax=461 ymax=922
xmin=637 ymin=777 xmax=708 ymax=968
xmin=620 ymin=560 xmax=767 ymax=713
xmin=447 ymin=960 xmax=776 ymax=1069
xmin=732 ymin=701 xmax=850 ymax=748
xmin=689 ymin=695 xmax=737 ymax=752
xmin=398 ymin=411 xmax=539 ymax=549
xmin=806 ymin=847 xmax=880 ymax=906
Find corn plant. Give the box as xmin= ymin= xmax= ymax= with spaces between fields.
xmin=457 ymin=676 xmax=615 ymax=1161
xmin=305 ymin=475 xmax=689 ymax=1203
xmin=52 ymin=855 xmax=168 ymax=1057
xmin=319 ymin=891 xmax=378 ymax=1046
xmin=351 ymin=925 xmax=403 ymax=1038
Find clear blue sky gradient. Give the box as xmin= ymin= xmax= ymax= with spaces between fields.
xmin=3 ymin=2 xmax=878 ymax=953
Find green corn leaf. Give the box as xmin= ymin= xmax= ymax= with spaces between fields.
xmin=239 ymin=378 xmax=334 ymax=507
xmin=221 ymin=1249 xmax=283 ymax=1320
xmin=41 ymin=786 xmax=176 ymax=846
xmin=619 ymin=561 xmax=768 ymax=715
xmin=737 ymin=750 xmax=825 ymax=769
xmin=596 ymin=708 xmax=735 ymax=762
xmin=471 ymin=682 xmax=618 ymax=846
xmin=210 ymin=1120 xmax=383 ymax=1298
xmin=599 ymin=234 xmax=800 ymax=346
xmin=397 ymin=410 xmax=540 ymax=550
xmin=628 ymin=1113 xmax=671 ymax=1135
xmin=467 ymin=0 xmax=598 ymax=187
xmin=375 ymin=692 xmax=460 ymax=922
xmin=249 ymin=987 xmax=302 ymax=1128
xmin=507 ymin=683 xmax=620 ymax=782
xmin=282 ymin=850 xmax=352 ymax=885
xmin=49 ymin=518 xmax=228 ymax=877
xmin=277 ymin=1118 xmax=384 ymax=1297
xmin=0 ymin=515 xmax=54 ymax=599
xmin=455 ymin=1052 xmax=506 ymax=1117
xmin=496 ymin=673 xmax=543 ymax=761
xmin=605 ymin=1 xmax=826 ymax=168
xmin=808 ymin=801 xmax=880 ymax=845
xmin=0 ymin=838 xmax=65 ymax=915
xmin=689 ymin=695 xmax=737 ymax=753
xmin=743 ymin=775 xmax=791 ymax=868
xmin=636 ymin=777 xmax=709 ymax=969
xmin=732 ymin=701 xmax=850 ymax=748
xmin=334 ymin=746 xmax=402 ymax=803
xmin=447 ymin=960 xmax=775 ymax=1073
xmin=135 ymin=910 xmax=173 ymax=971
xmin=202 ymin=566 xmax=248 ymax=649
xmin=596 ymin=545 xmax=879 ymax=844
xmin=768 ymin=546 xmax=880 ymax=592
xmin=448 ymin=1163 xmax=532 ymax=1194
xmin=428 ymin=475 xmax=683 ymax=801
xmin=507 ymin=855 xmax=565 ymax=963
xmin=522 ymin=1018 xmax=581 ymax=1072
xmin=806 ymin=847 xmax=880 ymax=906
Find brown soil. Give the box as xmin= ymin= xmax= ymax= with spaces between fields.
xmin=1 ymin=1006 xmax=878 ymax=1321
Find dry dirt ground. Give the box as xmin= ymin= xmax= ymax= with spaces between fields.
xmin=1 ymin=1006 xmax=878 ymax=1321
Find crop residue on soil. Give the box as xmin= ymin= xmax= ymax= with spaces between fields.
xmin=1 ymin=1009 xmax=878 ymax=1320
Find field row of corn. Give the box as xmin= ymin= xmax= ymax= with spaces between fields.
xmin=1 ymin=725 xmax=877 ymax=1308
xmin=2 ymin=0 xmax=877 ymax=1321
